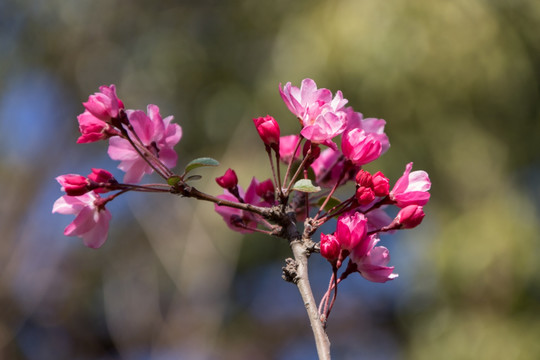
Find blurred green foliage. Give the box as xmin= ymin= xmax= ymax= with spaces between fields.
xmin=1 ymin=0 xmax=539 ymax=359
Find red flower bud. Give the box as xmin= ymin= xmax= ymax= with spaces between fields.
xmin=56 ymin=174 xmax=90 ymax=196
xmin=253 ymin=115 xmax=280 ymax=149
xmin=320 ymin=233 xmax=340 ymax=261
xmin=372 ymin=171 xmax=389 ymax=197
xmin=356 ymin=186 xmax=375 ymax=205
xmin=215 ymin=168 xmax=238 ymax=189
xmin=88 ymin=168 xmax=115 ymax=193
xmin=355 ymin=169 xmax=373 ymax=187
xmin=396 ymin=205 xmax=425 ymax=229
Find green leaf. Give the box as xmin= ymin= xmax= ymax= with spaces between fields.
xmin=291 ymin=179 xmax=321 ymax=193
xmin=185 ymin=174 xmax=202 ymax=182
xmin=167 ymin=175 xmax=182 ymax=186
xmin=317 ymin=196 xmax=342 ymax=212
xmin=184 ymin=157 xmax=219 ymax=174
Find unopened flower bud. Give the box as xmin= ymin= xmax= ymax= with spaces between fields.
xmin=355 ymin=169 xmax=373 ymax=187
xmin=372 ymin=171 xmax=390 ymax=197
xmin=395 ymin=205 xmax=425 ymax=229
xmin=356 ymin=186 xmax=375 ymax=205
xmin=320 ymin=233 xmax=340 ymax=261
xmin=88 ymin=168 xmax=115 ymax=193
xmin=253 ymin=115 xmax=280 ymax=150
xmin=56 ymin=174 xmax=89 ymax=196
xmin=215 ymin=168 xmax=239 ymax=189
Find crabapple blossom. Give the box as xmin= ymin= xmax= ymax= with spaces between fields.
xmin=253 ymin=115 xmax=280 ymax=150
xmin=279 ymin=135 xmax=301 ymax=163
xmin=390 ymin=162 xmax=431 ymax=207
xmin=335 ymin=212 xmax=368 ymax=251
xmin=215 ymin=168 xmax=238 ymax=189
xmin=311 ymin=148 xmax=354 ymax=188
xmin=214 ymin=177 xmax=273 ymax=233
xmin=345 ymin=108 xmax=390 ymax=155
xmin=83 ymin=84 xmax=124 ymax=122
xmin=56 ymin=174 xmax=89 ymax=196
xmin=320 ymin=234 xmax=340 ymax=262
xmin=372 ymin=171 xmax=390 ymax=197
xmin=280 ymin=78 xmax=348 ymax=145
xmin=108 ymin=105 xmax=182 ymax=183
xmin=350 ymin=235 xmax=398 ymax=283
xmin=76 ymin=111 xmax=119 ymax=143
xmin=52 ymin=191 xmax=112 ymax=249
xmin=356 ymin=186 xmax=375 ymax=205
xmin=341 ymin=128 xmax=382 ymax=166
xmin=394 ymin=205 xmax=425 ymax=229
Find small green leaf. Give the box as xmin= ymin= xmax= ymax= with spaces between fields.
xmin=167 ymin=175 xmax=182 ymax=186
xmin=185 ymin=174 xmax=202 ymax=182
xmin=291 ymin=179 xmax=321 ymax=193
xmin=317 ymin=196 xmax=342 ymax=212
xmin=184 ymin=157 xmax=219 ymax=174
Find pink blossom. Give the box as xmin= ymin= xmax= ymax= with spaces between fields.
xmin=83 ymin=84 xmax=124 ymax=121
xmin=279 ymin=79 xmax=348 ymax=144
xmin=311 ymin=148 xmax=357 ymax=188
xmin=216 ymin=168 xmax=238 ymax=189
xmin=390 ymin=162 xmax=431 ymax=207
xmin=350 ymin=235 xmax=398 ymax=283
xmin=56 ymin=174 xmax=89 ymax=196
xmin=320 ymin=233 xmax=340 ymax=261
xmin=214 ymin=177 xmax=273 ymax=233
xmin=341 ymin=128 xmax=382 ymax=166
xmin=335 ymin=212 xmax=368 ymax=251
xmin=108 ymin=105 xmax=182 ymax=183
xmin=394 ymin=205 xmax=425 ymax=229
xmin=279 ymin=135 xmax=302 ymax=163
xmin=345 ymin=108 xmax=390 ymax=155
xmin=253 ymin=115 xmax=280 ymax=149
xmin=52 ymin=191 xmax=112 ymax=249
xmin=365 ymin=208 xmax=393 ymax=232
xmin=76 ymin=111 xmax=119 ymax=143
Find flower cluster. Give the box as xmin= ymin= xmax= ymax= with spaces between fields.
xmin=54 ymin=79 xmax=431 ymax=329
xmin=53 ymin=85 xmax=183 ymax=248
xmin=211 ymin=78 xmax=430 ymax=321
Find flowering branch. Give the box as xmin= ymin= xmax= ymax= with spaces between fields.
xmin=53 ymin=79 xmax=432 ymax=359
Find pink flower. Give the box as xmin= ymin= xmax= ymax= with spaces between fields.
xmin=253 ymin=115 xmax=280 ymax=150
xmin=216 ymin=168 xmax=238 ymax=189
xmin=83 ymin=84 xmax=124 ymax=122
xmin=279 ymin=79 xmax=348 ymax=145
xmin=76 ymin=111 xmax=119 ymax=143
xmin=56 ymin=174 xmax=89 ymax=196
xmin=335 ymin=212 xmax=368 ymax=251
xmin=350 ymin=235 xmax=398 ymax=283
xmin=320 ymin=233 xmax=340 ymax=261
xmin=390 ymin=162 xmax=431 ymax=207
xmin=255 ymin=179 xmax=275 ymax=205
xmin=279 ymin=135 xmax=301 ymax=163
xmin=108 ymin=105 xmax=182 ymax=183
xmin=341 ymin=128 xmax=382 ymax=166
xmin=214 ymin=177 xmax=273 ymax=233
xmin=345 ymin=108 xmax=390 ymax=155
xmin=311 ymin=148 xmax=352 ymax=188
xmin=52 ymin=191 xmax=112 ymax=249
xmin=394 ymin=205 xmax=425 ymax=229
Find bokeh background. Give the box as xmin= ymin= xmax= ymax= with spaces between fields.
xmin=1 ymin=0 xmax=539 ymax=359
